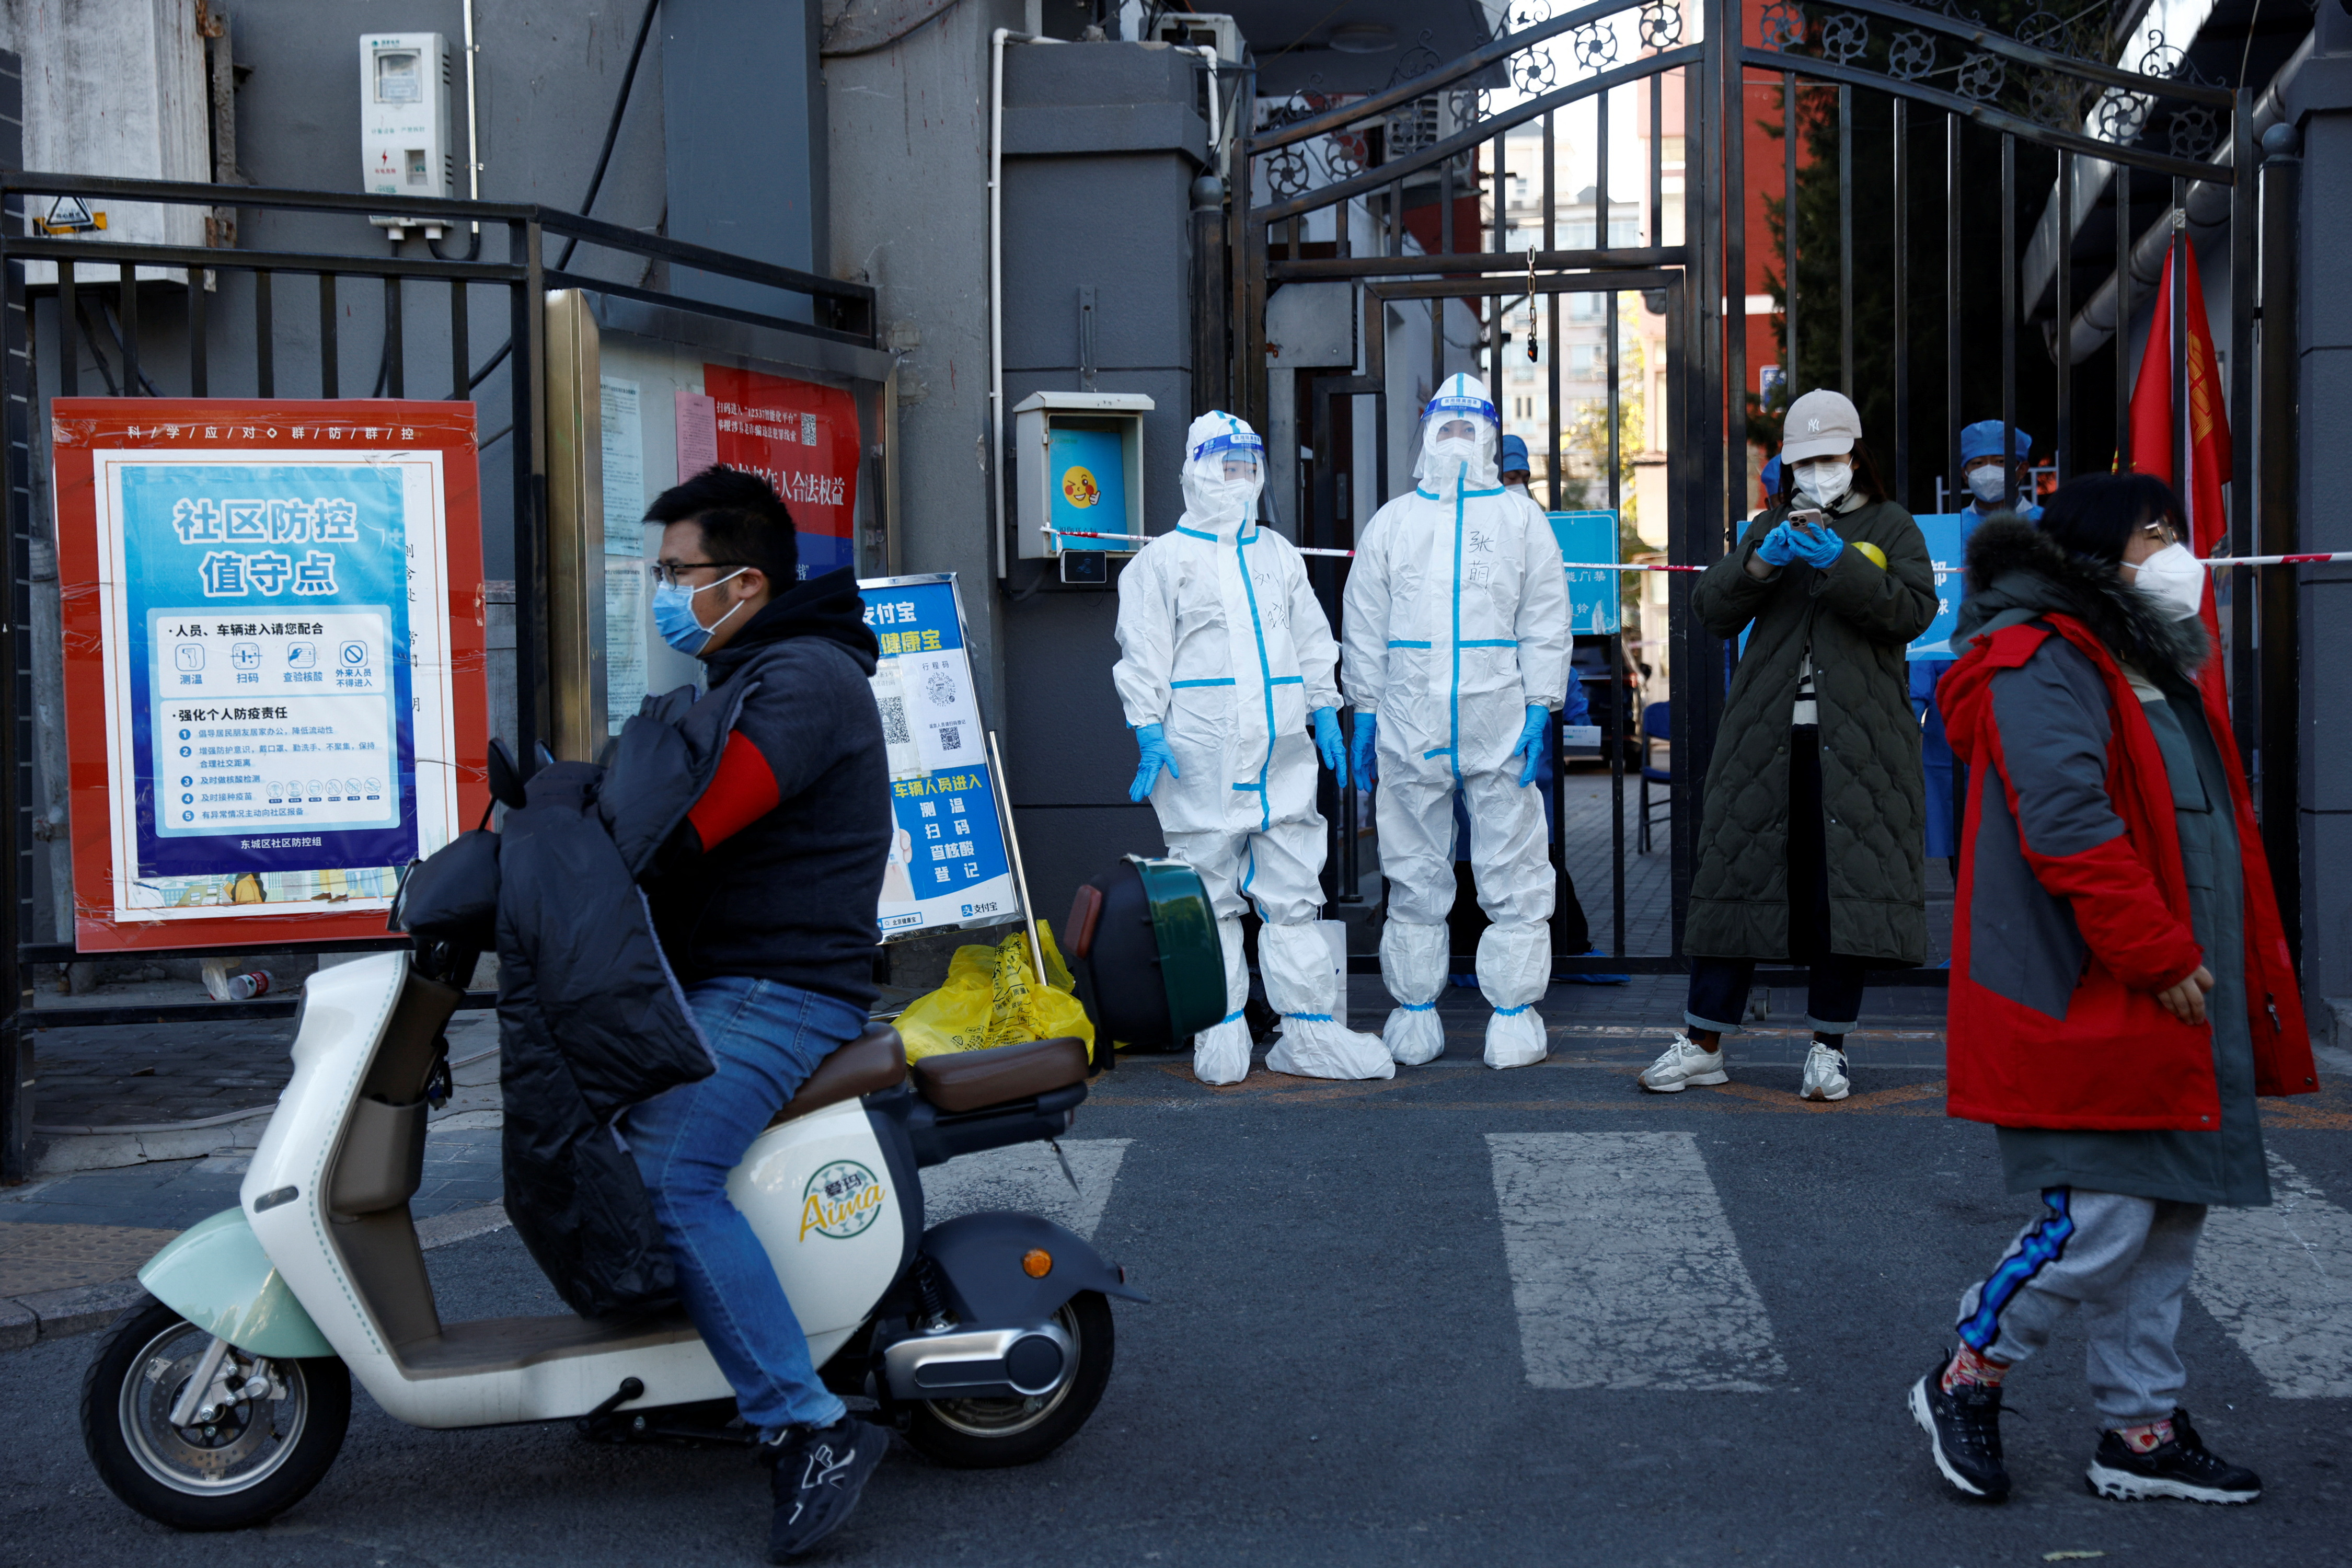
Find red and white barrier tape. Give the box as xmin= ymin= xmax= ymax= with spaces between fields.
xmin=1048 ymin=528 xmax=2352 ymax=573
xmin=1044 ymin=526 xmax=1703 ymax=570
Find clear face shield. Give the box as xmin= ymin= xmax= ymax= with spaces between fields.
xmin=1413 ymin=382 xmax=1501 ymax=492
xmin=1181 ymin=425 xmax=1266 ymax=529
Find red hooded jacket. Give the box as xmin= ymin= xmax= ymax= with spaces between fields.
xmin=1939 ymin=610 xmax=2313 ymax=1129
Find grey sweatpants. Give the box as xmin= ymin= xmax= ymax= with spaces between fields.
xmin=1953 ymin=1187 xmax=2206 ymax=1426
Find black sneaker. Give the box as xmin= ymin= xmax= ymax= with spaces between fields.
xmin=2086 ymin=1408 xmax=2262 ymax=1504
xmin=1909 ymin=1354 xmax=2011 ymax=1500
xmin=765 ymin=1415 xmax=889 ymax=1561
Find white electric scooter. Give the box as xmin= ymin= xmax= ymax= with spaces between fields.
xmin=78 ymin=940 xmax=1139 ymax=1531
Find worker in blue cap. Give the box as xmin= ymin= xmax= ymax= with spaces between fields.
xmin=1760 ymin=453 xmax=1782 ymax=512
xmin=1915 ymin=422 xmax=2041 ymax=869
xmin=1498 ymin=433 xmax=1537 ymax=502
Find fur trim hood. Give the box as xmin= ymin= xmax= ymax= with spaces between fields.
xmin=1955 ymin=513 xmax=2208 ymax=686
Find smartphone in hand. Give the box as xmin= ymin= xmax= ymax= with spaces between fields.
xmin=1786 ymin=508 xmax=1825 ymax=529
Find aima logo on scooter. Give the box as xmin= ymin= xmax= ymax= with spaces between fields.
xmin=799 ymin=1160 xmax=887 ymax=1241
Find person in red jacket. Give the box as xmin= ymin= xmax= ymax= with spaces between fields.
xmin=1906 ymin=476 xmax=2315 ymax=1507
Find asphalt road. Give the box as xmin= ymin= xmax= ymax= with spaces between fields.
xmin=4 ymin=1015 xmax=2349 ymax=1568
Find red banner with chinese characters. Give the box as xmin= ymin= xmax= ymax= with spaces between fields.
xmin=703 ymin=365 xmax=860 ymax=579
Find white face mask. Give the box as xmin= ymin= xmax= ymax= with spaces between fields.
xmin=2130 ymin=541 xmax=2207 ymax=621
xmin=1794 ymin=458 xmax=1852 ymax=508
xmin=1965 ymin=467 xmax=2011 ymax=505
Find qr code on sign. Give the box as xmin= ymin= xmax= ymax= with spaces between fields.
xmin=878 ymin=695 xmax=911 ymax=745
xmin=938 ymin=723 xmax=962 ymax=752
xmin=800 ymin=412 xmax=818 ymax=446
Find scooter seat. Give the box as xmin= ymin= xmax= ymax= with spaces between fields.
xmin=768 ymin=1023 xmax=908 ymax=1127
xmin=909 ymin=1036 xmax=1091 ymax=1114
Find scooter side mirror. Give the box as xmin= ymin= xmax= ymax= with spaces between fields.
xmin=485 ymin=738 xmax=529 ymax=810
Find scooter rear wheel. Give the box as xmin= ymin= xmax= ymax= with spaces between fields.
xmin=80 ymin=1300 xmax=351 ymax=1531
xmin=901 ymin=1291 xmax=1114 ymax=1469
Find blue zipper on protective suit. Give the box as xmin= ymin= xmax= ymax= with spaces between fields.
xmin=1415 ymin=464 xmax=1508 ymax=783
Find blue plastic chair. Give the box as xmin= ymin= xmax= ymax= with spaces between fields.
xmin=1638 ymin=701 xmax=1671 ymax=854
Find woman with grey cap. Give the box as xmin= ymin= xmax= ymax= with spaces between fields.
xmin=1638 ymin=388 xmax=1938 ymax=1101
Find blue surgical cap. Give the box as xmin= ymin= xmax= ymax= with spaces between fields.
xmin=1500 ymin=434 xmax=1531 ymax=472
xmin=1762 ymin=455 xmax=1782 ymax=494
xmin=1959 ymin=420 xmax=2033 ymax=463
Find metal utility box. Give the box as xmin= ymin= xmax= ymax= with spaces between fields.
xmin=360 ymin=33 xmax=455 ymax=235
xmin=1013 ymin=391 xmax=1152 ymax=562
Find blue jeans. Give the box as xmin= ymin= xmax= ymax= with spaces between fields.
xmin=624 ymin=975 xmax=866 ymax=1437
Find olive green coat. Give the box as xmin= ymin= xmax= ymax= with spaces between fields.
xmin=1685 ymin=496 xmax=1939 ymax=963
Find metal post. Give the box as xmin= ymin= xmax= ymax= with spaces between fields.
xmin=2171 ymin=176 xmax=2188 ymax=510
xmin=1783 ymin=71 xmax=1798 ymax=394
xmin=0 ymin=176 xmax=28 ymax=1182
xmin=2055 ymin=152 xmax=2072 ymax=483
xmin=1545 ymin=110 xmax=1561 ymax=509
xmin=319 ymin=272 xmax=338 ymax=398
xmin=1837 ymin=83 xmax=1853 ymax=397
xmin=1946 ymin=113 xmax=1962 ymax=503
xmin=512 ymin=220 xmax=548 ymax=765
xmin=2001 ymin=134 xmax=2016 ymax=508
xmin=2229 ymin=90 xmax=2257 ymax=767
xmin=1892 ymin=99 xmax=1908 ymax=506
xmin=2115 ymin=162 xmax=2131 ymax=470
xmin=2255 ymin=133 xmax=2300 ymax=957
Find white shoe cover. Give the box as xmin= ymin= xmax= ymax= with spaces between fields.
xmin=1192 ymin=1015 xmax=1252 ymax=1085
xmin=1266 ymin=1017 xmax=1397 ymax=1080
xmin=1256 ymin=921 xmax=1395 ymax=1080
xmin=1477 ymin=920 xmax=1550 ymax=1069
xmin=1483 ymin=1007 xmax=1548 ymax=1070
xmin=1379 ymin=918 xmax=1448 ymax=1066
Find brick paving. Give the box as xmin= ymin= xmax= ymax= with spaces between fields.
xmin=0 ymin=1222 xmax=182 ymax=1296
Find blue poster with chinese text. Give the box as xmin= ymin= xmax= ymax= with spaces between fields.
xmin=859 ymin=575 xmax=1021 ymax=936
xmin=122 ymin=463 xmax=418 ymax=889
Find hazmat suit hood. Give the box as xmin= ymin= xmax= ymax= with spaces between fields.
xmin=1177 ymin=411 xmax=1266 ymax=539
xmin=1412 ymin=373 xmax=1501 ymax=501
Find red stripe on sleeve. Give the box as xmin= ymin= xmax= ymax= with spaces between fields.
xmin=685 ymin=730 xmax=782 ymax=851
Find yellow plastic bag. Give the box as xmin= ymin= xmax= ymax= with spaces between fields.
xmin=894 ymin=920 xmax=1098 ymax=1063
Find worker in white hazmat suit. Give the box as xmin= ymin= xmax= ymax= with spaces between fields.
xmin=1113 ymin=411 xmax=1394 ymax=1087
xmin=1342 ymin=374 xmax=1571 ymax=1070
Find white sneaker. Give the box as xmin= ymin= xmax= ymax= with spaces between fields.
xmin=1638 ymin=1033 xmax=1727 ymax=1092
xmin=1801 ymin=1041 xmax=1850 ymax=1101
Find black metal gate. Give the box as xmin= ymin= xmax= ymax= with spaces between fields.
xmin=0 ymin=172 xmax=874 ymax=1179
xmin=1221 ymin=0 xmax=2280 ymax=970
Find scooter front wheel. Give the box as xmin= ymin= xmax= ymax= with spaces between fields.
xmin=80 ymin=1301 xmax=351 ymax=1531
xmin=901 ymin=1291 xmax=1114 ymax=1469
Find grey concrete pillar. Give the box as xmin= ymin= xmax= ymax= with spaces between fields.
xmin=2292 ymin=2 xmax=2352 ymax=1036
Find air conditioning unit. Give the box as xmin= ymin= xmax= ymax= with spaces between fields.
xmin=1149 ymin=11 xmax=1243 ymax=63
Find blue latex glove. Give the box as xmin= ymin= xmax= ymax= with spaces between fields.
xmin=1129 ymin=723 xmax=1180 ymax=803
xmin=1348 ymin=711 xmax=1379 ymax=786
xmin=1512 ymin=704 xmax=1551 ymax=787
xmin=1792 ymin=520 xmax=1846 ymax=569
xmin=1753 ymin=521 xmax=1800 ymax=567
xmin=1311 ymin=707 xmax=1349 ymax=788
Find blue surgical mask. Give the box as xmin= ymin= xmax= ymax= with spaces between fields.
xmin=653 ymin=568 xmax=747 ymax=655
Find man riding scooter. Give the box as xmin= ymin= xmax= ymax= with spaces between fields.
xmin=634 ymin=465 xmax=894 ymax=1561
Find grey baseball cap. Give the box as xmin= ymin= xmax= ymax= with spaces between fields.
xmin=1780 ymin=388 xmax=1861 ymax=463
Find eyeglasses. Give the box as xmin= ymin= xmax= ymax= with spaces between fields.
xmin=651 ymin=560 xmax=747 ymax=589
xmin=2134 ymin=520 xmax=2181 ymax=547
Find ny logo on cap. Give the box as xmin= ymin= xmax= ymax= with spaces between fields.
xmin=1807 ymin=418 xmax=1821 ymax=432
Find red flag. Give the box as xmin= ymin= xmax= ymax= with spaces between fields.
xmin=2126 ymin=239 xmax=2231 ymax=708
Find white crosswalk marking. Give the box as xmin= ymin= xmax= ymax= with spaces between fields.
xmin=1486 ymin=1132 xmax=1786 ymax=1391
xmin=918 ymin=1138 xmax=1130 ymax=1241
xmin=2193 ymin=1152 xmax=2352 ymax=1398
